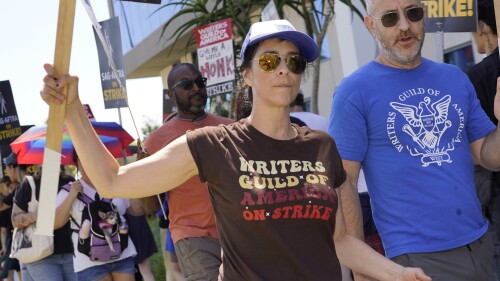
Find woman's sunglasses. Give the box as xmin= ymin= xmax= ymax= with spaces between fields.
xmin=370 ymin=6 xmax=424 ymax=28
xmin=171 ymin=77 xmax=207 ymax=90
xmin=253 ymin=53 xmax=307 ymax=74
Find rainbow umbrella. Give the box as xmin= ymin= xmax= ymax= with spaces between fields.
xmin=10 ymin=121 xmax=134 ymax=165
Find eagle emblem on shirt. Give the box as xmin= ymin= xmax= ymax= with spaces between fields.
xmin=390 ymin=95 xmax=454 ymax=166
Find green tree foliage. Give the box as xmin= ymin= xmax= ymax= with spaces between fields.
xmin=141 ymin=116 xmax=160 ymax=141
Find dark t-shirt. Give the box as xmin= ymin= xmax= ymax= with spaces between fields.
xmin=2 ymin=188 xmax=16 ymax=238
xmin=0 ymin=209 xmax=9 ymax=229
xmin=186 ymin=118 xmax=345 ymax=281
xmin=14 ymin=175 xmax=74 ymax=255
xmin=467 ymin=47 xmax=500 ymax=125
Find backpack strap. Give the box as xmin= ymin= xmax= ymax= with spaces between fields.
xmin=94 ymin=192 xmax=112 ymax=204
xmin=63 ymin=180 xmax=94 ymax=230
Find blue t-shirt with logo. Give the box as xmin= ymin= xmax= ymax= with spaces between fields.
xmin=329 ymin=58 xmax=495 ymax=258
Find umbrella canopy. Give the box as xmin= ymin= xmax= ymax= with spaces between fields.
xmin=10 ymin=121 xmax=134 ymax=165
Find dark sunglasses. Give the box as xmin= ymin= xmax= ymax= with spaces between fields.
xmin=253 ymin=53 xmax=307 ymax=74
xmin=171 ymin=77 xmax=207 ymax=90
xmin=371 ymin=6 xmax=424 ymax=28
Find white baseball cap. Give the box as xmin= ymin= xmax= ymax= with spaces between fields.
xmin=240 ymin=20 xmax=319 ymax=62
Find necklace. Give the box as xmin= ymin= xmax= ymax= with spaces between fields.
xmin=175 ymin=112 xmax=208 ymax=125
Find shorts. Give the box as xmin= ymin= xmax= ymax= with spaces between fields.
xmin=76 ymin=257 xmax=135 ymax=281
xmin=174 ymin=237 xmax=221 ymax=281
xmin=391 ymin=232 xmax=494 ymax=281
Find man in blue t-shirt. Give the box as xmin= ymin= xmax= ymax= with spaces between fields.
xmin=329 ymin=0 xmax=500 ymax=280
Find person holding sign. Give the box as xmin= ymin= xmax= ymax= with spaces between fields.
xmin=142 ymin=63 xmax=232 ymax=281
xmin=40 ymin=19 xmax=431 ymax=281
xmin=329 ymin=0 xmax=500 ymax=280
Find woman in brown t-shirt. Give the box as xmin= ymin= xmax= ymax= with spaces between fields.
xmin=41 ymin=19 xmax=430 ymax=281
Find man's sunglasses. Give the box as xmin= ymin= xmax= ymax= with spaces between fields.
xmin=171 ymin=77 xmax=207 ymax=90
xmin=253 ymin=53 xmax=307 ymax=74
xmin=370 ymin=6 xmax=424 ymax=28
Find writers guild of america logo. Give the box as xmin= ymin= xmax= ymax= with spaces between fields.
xmin=390 ymin=95 xmax=456 ymax=167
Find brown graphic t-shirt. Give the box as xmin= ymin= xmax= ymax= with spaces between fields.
xmin=186 ymin=118 xmax=345 ymax=281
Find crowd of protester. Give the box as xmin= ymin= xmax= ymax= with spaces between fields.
xmin=0 ymin=0 xmax=498 ymax=280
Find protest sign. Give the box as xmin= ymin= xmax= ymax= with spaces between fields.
xmin=195 ymin=18 xmax=235 ymax=97
xmin=423 ymin=0 xmax=477 ymax=32
xmin=94 ymin=17 xmax=128 ymax=109
xmin=0 ymin=81 xmax=22 ymax=146
xmin=83 ymin=104 xmax=96 ymax=121
xmin=2 ymin=125 xmax=36 ymax=176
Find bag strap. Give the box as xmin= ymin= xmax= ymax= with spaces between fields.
xmin=25 ymin=176 xmax=38 ymax=213
xmin=26 ymin=176 xmax=36 ymax=202
xmin=94 ymin=192 xmax=112 ymax=204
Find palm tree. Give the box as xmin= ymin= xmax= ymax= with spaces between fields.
xmin=154 ymin=0 xmax=265 ymax=62
xmin=155 ymin=0 xmax=366 ymax=113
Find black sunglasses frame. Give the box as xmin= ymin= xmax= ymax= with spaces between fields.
xmin=253 ymin=53 xmax=307 ymax=74
xmin=171 ymin=77 xmax=207 ymax=91
xmin=371 ymin=6 xmax=424 ymax=28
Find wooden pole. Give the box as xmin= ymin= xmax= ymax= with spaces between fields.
xmin=36 ymin=0 xmax=76 ymax=236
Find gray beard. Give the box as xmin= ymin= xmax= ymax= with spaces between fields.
xmin=377 ymin=32 xmax=425 ymax=67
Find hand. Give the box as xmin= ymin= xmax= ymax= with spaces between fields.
xmin=0 ymin=248 xmax=5 ymax=258
xmin=70 ymin=181 xmax=83 ymax=199
xmin=28 ymin=211 xmax=38 ymax=224
xmin=41 ymin=63 xmax=79 ymax=106
xmin=396 ymin=267 xmax=432 ymax=281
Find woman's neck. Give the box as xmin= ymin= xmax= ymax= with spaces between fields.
xmin=248 ymin=111 xmax=297 ymax=140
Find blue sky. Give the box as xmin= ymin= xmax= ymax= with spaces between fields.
xmin=0 ymin=1 xmax=163 ymax=140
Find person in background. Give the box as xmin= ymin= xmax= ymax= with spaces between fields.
xmin=0 ymin=176 xmax=13 ymax=280
xmin=142 ymin=63 xmax=232 ymax=281
xmin=157 ymin=195 xmax=184 ymax=281
xmin=126 ymin=198 xmax=157 ymax=281
xmin=329 ymin=0 xmax=500 ymax=279
xmin=467 ymin=0 xmax=500 ymax=279
xmin=54 ymin=153 xmax=137 ymax=281
xmin=41 ymin=18 xmax=431 ymax=281
xmin=1 ymin=153 xmax=29 ymax=281
xmin=136 ymin=145 xmax=183 ymax=281
xmin=290 ymin=91 xmax=328 ymax=131
xmin=11 ymin=166 xmax=75 ymax=281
